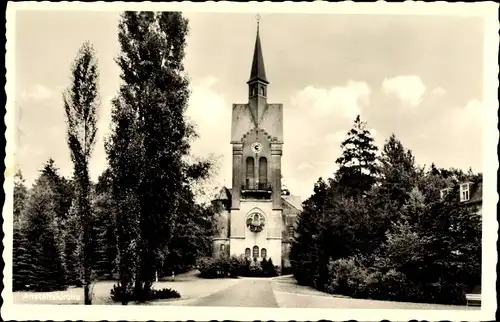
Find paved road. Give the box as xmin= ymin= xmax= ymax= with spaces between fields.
xmin=184 ymin=278 xmax=279 ymax=307
xmin=167 ymin=276 xmax=479 ymax=310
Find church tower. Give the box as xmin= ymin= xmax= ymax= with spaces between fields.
xmin=228 ymin=18 xmax=284 ymax=263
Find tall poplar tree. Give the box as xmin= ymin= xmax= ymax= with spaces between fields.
xmin=106 ymin=11 xmax=210 ymax=302
xmin=63 ymin=41 xmax=100 ymax=304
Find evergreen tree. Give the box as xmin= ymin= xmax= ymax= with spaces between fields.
xmin=63 ymin=41 xmax=101 ymax=304
xmin=290 ymin=178 xmax=329 ymax=286
xmin=106 ymin=11 xmax=209 ymax=303
xmin=40 ymin=158 xmax=74 ymax=223
xmin=378 ymin=134 xmax=418 ymax=207
xmin=335 ymin=115 xmax=379 ymax=198
xmin=14 ymin=169 xmax=28 ymax=222
xmin=13 ymin=217 xmax=29 ymax=291
xmin=13 ymin=169 xmax=30 ymax=290
xmin=17 ymin=174 xmax=67 ymax=291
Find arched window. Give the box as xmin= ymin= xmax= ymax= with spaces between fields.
xmin=259 ymin=157 xmax=267 ymax=188
xmin=261 ymin=248 xmax=267 ymax=258
xmin=245 ymin=248 xmax=251 ymax=258
xmin=260 ymin=86 xmax=265 ymax=96
xmin=220 ymin=244 xmax=225 ymax=252
xmin=246 ymin=157 xmax=254 ymax=188
xmin=251 ymin=86 xmax=257 ymax=96
xmin=253 ymin=246 xmax=259 ymax=259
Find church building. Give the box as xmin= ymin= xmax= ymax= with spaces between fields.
xmin=212 ymin=20 xmax=302 ymax=268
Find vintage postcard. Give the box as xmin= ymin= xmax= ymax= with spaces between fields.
xmin=3 ymin=1 xmax=498 ymax=321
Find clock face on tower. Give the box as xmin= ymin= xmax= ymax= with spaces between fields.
xmin=251 ymin=142 xmax=263 ymax=154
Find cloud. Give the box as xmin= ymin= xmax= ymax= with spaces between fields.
xmin=447 ymin=99 xmax=482 ymax=134
xmin=432 ymin=87 xmax=447 ymax=96
xmin=291 ymin=81 xmax=371 ymax=119
xmin=381 ymin=75 xmax=426 ymax=107
xmin=282 ymin=81 xmax=372 ymax=200
xmin=21 ymin=84 xmax=55 ymax=101
xmin=296 ymin=162 xmax=314 ymax=171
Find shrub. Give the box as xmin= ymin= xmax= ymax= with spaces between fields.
xmin=110 ymin=283 xmax=180 ymax=303
xmin=325 ymin=257 xmax=372 ymax=298
xmin=146 ymin=288 xmax=181 ymax=301
xmin=248 ymin=258 xmax=263 ymax=276
xmin=197 ymin=256 xmax=235 ymax=278
xmin=110 ymin=282 xmax=133 ymax=303
xmin=261 ymin=258 xmax=279 ymax=277
xmin=198 ymin=255 xmax=282 ymax=278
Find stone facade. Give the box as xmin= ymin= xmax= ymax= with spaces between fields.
xmin=211 ymin=24 xmax=301 ymax=267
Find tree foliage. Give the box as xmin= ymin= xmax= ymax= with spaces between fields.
xmin=63 ymin=41 xmax=101 ymax=304
xmin=106 ymin=11 xmax=214 ymax=303
xmin=14 ymin=170 xmax=28 ymax=222
xmin=291 ymin=119 xmax=482 ymax=305
xmin=335 ymin=115 xmax=379 ymax=198
xmin=15 ymin=172 xmax=68 ymax=291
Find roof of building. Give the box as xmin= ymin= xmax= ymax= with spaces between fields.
xmin=282 ymin=194 xmax=303 ymax=212
xmin=247 ymin=23 xmax=268 ymax=84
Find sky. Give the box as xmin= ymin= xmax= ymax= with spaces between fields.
xmin=14 ymin=10 xmax=485 ymax=201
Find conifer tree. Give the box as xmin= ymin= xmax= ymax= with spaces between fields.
xmin=335 ymin=115 xmax=378 ymax=198
xmin=17 ymin=173 xmax=67 ymax=291
xmin=63 ymin=41 xmax=100 ymax=304
xmin=290 ymin=178 xmax=329 ymax=286
xmin=378 ymin=134 xmax=418 ymax=208
xmin=13 ymin=169 xmax=30 ymax=290
xmin=14 ymin=169 xmax=28 ymax=222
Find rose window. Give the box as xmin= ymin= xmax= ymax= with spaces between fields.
xmin=246 ymin=213 xmax=265 ymax=233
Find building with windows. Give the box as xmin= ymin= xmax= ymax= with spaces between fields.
xmin=440 ymin=180 xmax=483 ymax=214
xmin=211 ymin=22 xmax=302 ymax=268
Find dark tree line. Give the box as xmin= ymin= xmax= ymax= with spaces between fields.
xmin=290 ymin=115 xmax=482 ymax=305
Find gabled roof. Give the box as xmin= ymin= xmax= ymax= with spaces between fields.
xmin=214 ymin=186 xmax=231 ymax=201
xmin=282 ymin=194 xmax=303 ymax=212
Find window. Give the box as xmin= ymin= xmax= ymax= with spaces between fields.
xmin=251 ymin=86 xmax=257 ymax=96
xmin=460 ymin=183 xmax=470 ymax=202
xmin=252 ymin=246 xmax=259 ymax=259
xmin=246 ymin=157 xmax=254 ymax=188
xmin=440 ymin=188 xmax=451 ymax=200
xmin=259 ymin=157 xmax=267 ymax=188
xmin=260 ymin=86 xmax=265 ymax=96
xmin=246 ymin=212 xmax=265 ymax=233
xmin=288 ymin=226 xmax=294 ymax=238
xmin=245 ymin=248 xmax=251 ymax=258
xmin=220 ymin=244 xmax=225 ymax=252
xmin=261 ymin=248 xmax=267 ymax=258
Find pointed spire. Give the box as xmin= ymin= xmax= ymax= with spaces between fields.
xmin=248 ymin=15 xmax=269 ymax=84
